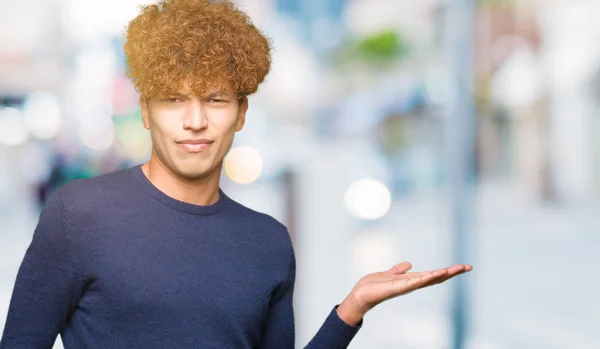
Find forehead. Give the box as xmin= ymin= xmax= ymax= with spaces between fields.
xmin=162 ymin=80 xmax=235 ymax=97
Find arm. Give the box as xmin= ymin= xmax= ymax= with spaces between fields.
xmin=258 ymin=249 xmax=295 ymax=349
xmin=302 ymin=262 xmax=471 ymax=348
xmin=260 ymin=260 xmax=472 ymax=349
xmin=0 ymin=192 xmax=86 ymax=349
xmin=259 ymin=234 xmax=472 ymax=349
xmin=302 ymin=306 xmax=361 ymax=349
xmin=260 ymin=249 xmax=361 ymax=349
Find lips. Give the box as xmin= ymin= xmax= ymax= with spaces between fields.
xmin=176 ymin=139 xmax=214 ymax=153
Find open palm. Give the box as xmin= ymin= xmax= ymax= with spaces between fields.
xmin=337 ymin=262 xmax=472 ymax=325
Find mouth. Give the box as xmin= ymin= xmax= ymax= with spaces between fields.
xmin=175 ymin=139 xmax=214 ymax=153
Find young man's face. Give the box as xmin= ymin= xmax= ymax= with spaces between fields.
xmin=141 ymin=82 xmax=247 ymax=180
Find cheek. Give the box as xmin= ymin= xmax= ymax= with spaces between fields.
xmin=215 ymin=108 xmax=238 ymax=128
xmin=209 ymin=111 xmax=238 ymax=134
xmin=150 ymin=115 xmax=180 ymax=139
xmin=210 ymin=121 xmax=236 ymax=154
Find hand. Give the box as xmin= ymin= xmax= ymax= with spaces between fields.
xmin=336 ymin=262 xmax=472 ymax=326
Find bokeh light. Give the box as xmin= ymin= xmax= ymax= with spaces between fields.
xmin=344 ymin=178 xmax=392 ymax=220
xmin=22 ymin=92 xmax=62 ymax=140
xmin=224 ymin=146 xmax=263 ymax=184
xmin=0 ymin=107 xmax=28 ymax=146
xmin=114 ymin=116 xmax=151 ymax=161
xmin=79 ymin=120 xmax=116 ymax=152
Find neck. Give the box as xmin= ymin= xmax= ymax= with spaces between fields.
xmin=141 ymin=155 xmax=221 ymax=206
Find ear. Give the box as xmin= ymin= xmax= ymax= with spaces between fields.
xmin=235 ymin=96 xmax=248 ymax=132
xmin=140 ymin=97 xmax=151 ymax=130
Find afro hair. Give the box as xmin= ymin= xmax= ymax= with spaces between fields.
xmin=124 ymin=0 xmax=272 ymax=100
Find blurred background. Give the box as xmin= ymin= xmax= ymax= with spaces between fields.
xmin=1 ymin=0 xmax=599 ymax=348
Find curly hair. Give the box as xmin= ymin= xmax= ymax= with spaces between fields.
xmin=124 ymin=0 xmax=272 ymax=100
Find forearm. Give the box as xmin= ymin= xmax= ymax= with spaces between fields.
xmin=335 ymin=301 xmax=364 ymax=327
xmin=302 ymin=305 xmax=362 ymax=349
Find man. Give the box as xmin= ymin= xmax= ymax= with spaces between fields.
xmin=0 ymin=0 xmax=472 ymax=348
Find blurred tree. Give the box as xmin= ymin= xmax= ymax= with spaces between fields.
xmin=355 ymin=29 xmax=408 ymax=62
xmin=333 ymin=29 xmax=410 ymax=69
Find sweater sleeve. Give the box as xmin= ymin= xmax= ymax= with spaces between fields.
xmin=260 ymin=246 xmax=297 ymax=348
xmin=0 ymin=192 xmax=86 ymax=349
xmin=260 ymin=248 xmax=362 ymax=349
xmin=303 ymin=305 xmax=362 ymax=349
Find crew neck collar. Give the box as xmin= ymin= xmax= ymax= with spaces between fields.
xmin=130 ymin=164 xmax=228 ymax=215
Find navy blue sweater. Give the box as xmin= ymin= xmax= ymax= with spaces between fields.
xmin=0 ymin=165 xmax=361 ymax=348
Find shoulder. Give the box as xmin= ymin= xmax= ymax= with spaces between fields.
xmin=226 ymin=197 xmax=294 ymax=255
xmin=57 ymin=167 xmax=132 ymax=195
xmin=51 ymin=167 xmax=134 ymax=217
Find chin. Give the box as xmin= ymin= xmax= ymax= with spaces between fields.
xmin=173 ymin=163 xmax=213 ymax=180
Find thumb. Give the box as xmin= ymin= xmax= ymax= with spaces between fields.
xmin=386 ymin=261 xmax=412 ymax=275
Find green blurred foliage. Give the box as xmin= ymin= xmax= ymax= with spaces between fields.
xmin=330 ymin=28 xmax=411 ymax=73
xmin=355 ymin=29 xmax=409 ymax=61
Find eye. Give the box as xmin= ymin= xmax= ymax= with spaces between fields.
xmin=210 ymin=99 xmax=227 ymax=103
xmin=163 ymin=97 xmax=183 ymax=103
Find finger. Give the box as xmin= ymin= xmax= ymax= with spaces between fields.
xmin=389 ymin=265 xmax=472 ymax=290
xmin=386 ymin=270 xmax=447 ymax=295
xmin=424 ymin=269 xmax=470 ymax=287
xmin=411 ymin=269 xmax=449 ymax=286
xmin=403 ymin=264 xmax=466 ymax=278
xmin=418 ymin=265 xmax=473 ymax=288
xmin=422 ymin=264 xmax=467 ymax=277
xmin=412 ymin=267 xmax=452 ymax=278
xmin=385 ymin=262 xmax=412 ymax=275
xmin=446 ymin=264 xmax=474 ymax=276
xmin=447 ymin=264 xmax=468 ymax=273
xmin=446 ymin=264 xmax=473 ymax=278
xmin=403 ymin=266 xmax=450 ymax=278
xmin=382 ymin=269 xmax=449 ymax=299
xmin=386 ymin=268 xmax=446 ymax=285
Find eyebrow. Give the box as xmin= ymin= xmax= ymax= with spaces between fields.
xmin=162 ymin=91 xmax=233 ymax=99
xmin=167 ymin=92 xmax=191 ymax=98
xmin=204 ymin=91 xmax=229 ymax=99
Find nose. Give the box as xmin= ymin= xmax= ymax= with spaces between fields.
xmin=182 ymin=102 xmax=208 ymax=131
